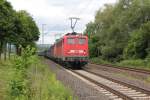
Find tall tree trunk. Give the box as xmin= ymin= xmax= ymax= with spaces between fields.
xmin=0 ymin=41 xmax=3 ymax=60
xmin=4 ymin=42 xmax=7 ymax=60
xmin=16 ymin=45 xmax=19 ymax=55
xmin=16 ymin=45 xmax=21 ymax=56
xmin=0 ymin=41 xmax=2 ymax=60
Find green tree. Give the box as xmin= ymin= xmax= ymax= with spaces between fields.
xmin=0 ymin=1 xmax=39 ymax=58
xmin=124 ymin=21 xmax=150 ymax=59
xmin=0 ymin=0 xmax=15 ymax=59
xmin=85 ymin=0 xmax=150 ymax=62
xmin=84 ymin=22 xmax=96 ymax=37
xmin=12 ymin=10 xmax=39 ymax=55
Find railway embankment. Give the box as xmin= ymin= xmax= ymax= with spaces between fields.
xmin=0 ymin=47 xmax=73 ymax=100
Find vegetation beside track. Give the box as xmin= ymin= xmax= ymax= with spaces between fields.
xmin=90 ymin=57 xmax=111 ymax=65
xmin=90 ymin=57 xmax=150 ymax=71
xmin=0 ymin=60 xmax=13 ymax=99
xmin=86 ymin=0 xmax=150 ymax=70
xmin=0 ymin=46 xmax=73 ymax=100
xmin=116 ymin=59 xmax=150 ymax=70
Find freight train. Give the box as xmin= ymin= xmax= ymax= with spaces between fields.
xmin=44 ymin=32 xmax=89 ymax=68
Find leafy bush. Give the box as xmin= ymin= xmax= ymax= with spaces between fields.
xmin=7 ymin=46 xmax=73 ymax=100
xmin=90 ymin=57 xmax=110 ymax=65
xmin=91 ymin=57 xmax=150 ymax=70
xmin=117 ymin=59 xmax=150 ymax=70
xmin=124 ymin=21 xmax=150 ymax=59
xmin=8 ymin=46 xmax=35 ymax=100
xmin=118 ymin=59 xmax=146 ymax=66
xmin=85 ymin=0 xmax=150 ymax=63
xmin=88 ymin=36 xmax=101 ymax=58
xmin=28 ymin=57 xmax=73 ymax=100
xmin=101 ymin=45 xmax=123 ymax=62
xmin=0 ymin=60 xmax=14 ymax=99
xmin=116 ymin=59 xmax=149 ymax=70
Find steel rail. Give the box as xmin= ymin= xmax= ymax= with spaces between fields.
xmin=84 ymin=68 xmax=150 ymax=95
xmin=71 ymin=69 xmax=134 ymax=100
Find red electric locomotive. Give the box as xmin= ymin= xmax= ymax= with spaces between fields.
xmin=45 ymin=17 xmax=89 ymax=67
xmin=46 ymin=32 xmax=89 ymax=67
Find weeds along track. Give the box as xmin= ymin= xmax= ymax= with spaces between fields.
xmin=70 ymin=69 xmax=150 ymax=100
xmin=89 ymin=63 xmax=150 ymax=75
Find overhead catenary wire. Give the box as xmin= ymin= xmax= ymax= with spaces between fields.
xmin=50 ymin=0 xmax=101 ymax=38
xmin=67 ymin=0 xmax=96 ymax=33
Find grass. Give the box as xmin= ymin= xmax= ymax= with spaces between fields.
xmin=90 ymin=57 xmax=150 ymax=70
xmin=146 ymin=77 xmax=150 ymax=83
xmin=90 ymin=57 xmax=150 ymax=83
xmin=90 ymin=57 xmax=111 ymax=65
xmin=0 ymin=60 xmax=14 ymax=100
xmin=0 ymin=56 xmax=74 ymax=100
xmin=28 ymin=57 xmax=73 ymax=100
xmin=116 ymin=59 xmax=150 ymax=70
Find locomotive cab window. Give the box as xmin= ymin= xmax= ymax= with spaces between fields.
xmin=67 ymin=38 xmax=75 ymax=44
xmin=79 ymin=38 xmax=86 ymax=44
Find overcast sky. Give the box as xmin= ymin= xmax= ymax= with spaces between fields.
xmin=8 ymin=0 xmax=117 ymax=44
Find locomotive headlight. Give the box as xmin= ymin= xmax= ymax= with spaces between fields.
xmin=79 ymin=50 xmax=84 ymax=53
xmin=70 ymin=50 xmax=75 ymax=53
xmin=79 ymin=50 xmax=86 ymax=54
xmin=84 ymin=50 xmax=86 ymax=54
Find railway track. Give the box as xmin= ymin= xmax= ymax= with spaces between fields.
xmin=89 ymin=63 xmax=150 ymax=75
xmin=68 ymin=69 xmax=150 ymax=100
xmin=45 ymin=59 xmax=150 ymax=100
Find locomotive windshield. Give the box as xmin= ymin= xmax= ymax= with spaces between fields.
xmin=79 ymin=38 xmax=86 ymax=44
xmin=67 ymin=38 xmax=75 ymax=44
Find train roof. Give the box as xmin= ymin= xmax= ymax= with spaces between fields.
xmin=52 ymin=32 xmax=87 ymax=45
xmin=65 ymin=32 xmax=83 ymax=36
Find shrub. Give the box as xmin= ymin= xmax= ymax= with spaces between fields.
xmin=117 ymin=59 xmax=147 ymax=69
xmin=8 ymin=46 xmax=73 ymax=100
xmin=8 ymin=46 xmax=34 ymax=99
xmin=124 ymin=21 xmax=150 ymax=59
xmin=90 ymin=57 xmax=110 ymax=65
xmin=28 ymin=56 xmax=73 ymax=100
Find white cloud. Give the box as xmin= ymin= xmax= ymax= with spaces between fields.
xmin=8 ymin=0 xmax=65 ymax=18
xmin=8 ymin=0 xmax=117 ymax=44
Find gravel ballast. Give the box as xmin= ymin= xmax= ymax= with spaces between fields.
xmin=44 ymin=59 xmax=110 ymax=100
xmin=85 ymin=64 xmax=150 ymax=93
